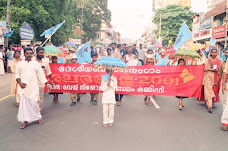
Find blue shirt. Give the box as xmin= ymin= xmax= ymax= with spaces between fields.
xmin=7 ymin=51 xmax=13 ymax=60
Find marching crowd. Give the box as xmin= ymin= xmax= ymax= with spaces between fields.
xmin=0 ymin=43 xmax=228 ymax=130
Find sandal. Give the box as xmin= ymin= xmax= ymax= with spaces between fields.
xmin=208 ymin=108 xmax=213 ymax=113
xmin=179 ymin=106 xmax=183 ymax=111
xmin=108 ymin=123 xmax=113 ymax=127
xmin=15 ymin=103 xmax=19 ymax=107
xmin=20 ymin=122 xmax=29 ymax=129
xmin=103 ymin=124 xmax=108 ymax=128
xmin=212 ymin=104 xmax=216 ymax=109
xmin=53 ymin=99 xmax=59 ymax=104
xmin=38 ymin=119 xmax=45 ymax=125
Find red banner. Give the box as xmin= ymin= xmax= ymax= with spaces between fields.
xmin=46 ymin=64 xmax=205 ymax=97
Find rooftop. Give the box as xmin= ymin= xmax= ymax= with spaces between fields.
xmin=205 ymin=0 xmax=226 ymax=18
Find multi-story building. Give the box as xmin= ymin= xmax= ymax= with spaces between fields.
xmin=96 ymin=20 xmax=120 ymax=45
xmin=206 ymin=0 xmax=227 ymax=51
xmin=192 ymin=0 xmax=227 ymax=53
xmin=152 ymin=0 xmax=191 ymax=11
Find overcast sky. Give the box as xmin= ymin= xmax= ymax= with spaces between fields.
xmin=108 ymin=0 xmax=207 ymax=41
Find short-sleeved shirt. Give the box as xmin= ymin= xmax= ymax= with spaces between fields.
xmin=37 ymin=58 xmax=52 ymax=87
xmin=220 ymin=61 xmax=228 ymax=83
xmin=223 ymin=60 xmax=228 ymax=74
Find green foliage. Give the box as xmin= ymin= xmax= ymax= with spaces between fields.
xmin=153 ymin=5 xmax=193 ymax=46
xmin=0 ymin=0 xmax=111 ymax=45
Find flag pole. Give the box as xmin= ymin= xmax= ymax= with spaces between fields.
xmin=41 ymin=32 xmax=55 ymax=47
xmin=41 ymin=20 xmax=65 ymax=47
xmin=183 ymin=20 xmax=205 ymax=57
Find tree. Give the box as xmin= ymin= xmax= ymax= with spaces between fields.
xmin=153 ymin=5 xmax=193 ymax=46
xmin=0 ymin=0 xmax=112 ymax=45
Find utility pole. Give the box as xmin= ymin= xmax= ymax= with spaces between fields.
xmin=79 ymin=0 xmax=85 ymax=43
xmin=5 ymin=0 xmax=11 ymax=47
xmin=158 ymin=14 xmax=162 ymax=43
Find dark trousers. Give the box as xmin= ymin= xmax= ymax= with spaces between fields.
xmin=115 ymin=94 xmax=124 ymax=102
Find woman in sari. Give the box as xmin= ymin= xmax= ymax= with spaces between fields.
xmin=10 ymin=50 xmax=21 ymax=107
xmin=202 ymin=49 xmax=221 ymax=113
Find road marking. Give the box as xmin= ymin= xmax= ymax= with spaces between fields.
xmin=150 ymin=97 xmax=160 ymax=109
xmin=0 ymin=94 xmax=12 ymax=102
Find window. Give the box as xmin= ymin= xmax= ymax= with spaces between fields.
xmin=217 ymin=18 xmax=223 ymax=26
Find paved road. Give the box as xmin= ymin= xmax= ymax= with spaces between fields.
xmin=0 ymin=73 xmax=227 ymax=151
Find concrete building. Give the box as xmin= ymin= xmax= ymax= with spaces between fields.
xmin=96 ymin=20 xmax=120 ymax=45
xmin=152 ymin=0 xmax=191 ymax=11
xmin=192 ymin=0 xmax=227 ymax=53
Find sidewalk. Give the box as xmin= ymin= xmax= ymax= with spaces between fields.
xmin=0 ymin=73 xmax=12 ymax=98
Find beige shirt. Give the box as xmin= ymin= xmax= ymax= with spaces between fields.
xmin=101 ymin=76 xmax=118 ymax=104
xmin=222 ymin=60 xmax=228 ymax=83
xmin=37 ymin=58 xmax=52 ymax=87
xmin=113 ymin=49 xmax=122 ymax=59
xmin=16 ymin=60 xmax=47 ymax=102
xmin=224 ymin=59 xmax=228 ymax=74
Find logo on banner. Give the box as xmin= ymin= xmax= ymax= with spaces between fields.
xmin=179 ymin=69 xmax=195 ymax=83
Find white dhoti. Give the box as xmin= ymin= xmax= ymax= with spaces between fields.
xmin=103 ymin=104 xmax=115 ymax=124
xmin=17 ymin=95 xmax=42 ymax=123
xmin=7 ymin=59 xmax=13 ymax=67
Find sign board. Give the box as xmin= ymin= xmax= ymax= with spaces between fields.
xmin=21 ymin=40 xmax=31 ymax=46
xmin=1 ymin=20 xmax=10 ymax=34
xmin=0 ymin=26 xmax=4 ymax=44
xmin=69 ymin=38 xmax=81 ymax=45
xmin=200 ymin=17 xmax=213 ymax=29
xmin=19 ymin=23 xmax=34 ymax=40
xmin=193 ymin=29 xmax=211 ymax=41
xmin=212 ymin=25 xmax=227 ymax=38
xmin=0 ymin=21 xmax=6 ymax=27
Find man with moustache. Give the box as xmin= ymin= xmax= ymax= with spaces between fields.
xmin=16 ymin=47 xmax=47 ymax=129
xmin=36 ymin=47 xmax=53 ymax=112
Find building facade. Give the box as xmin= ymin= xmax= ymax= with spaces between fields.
xmin=152 ymin=0 xmax=191 ymax=11
xmin=192 ymin=0 xmax=227 ymax=53
xmin=96 ymin=20 xmax=120 ymax=45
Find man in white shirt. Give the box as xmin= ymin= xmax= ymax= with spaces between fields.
xmin=16 ymin=47 xmax=47 ymax=129
xmin=101 ymin=69 xmax=118 ymax=127
xmin=36 ymin=47 xmax=53 ymax=112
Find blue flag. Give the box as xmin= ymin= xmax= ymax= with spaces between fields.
xmin=3 ymin=30 xmax=14 ymax=37
xmin=209 ymin=37 xmax=216 ymax=46
xmin=155 ymin=53 xmax=162 ymax=63
xmin=156 ymin=56 xmax=168 ymax=66
xmin=174 ymin=23 xmax=192 ymax=51
xmin=40 ymin=21 xmax=65 ymax=37
xmin=57 ymin=57 xmax=65 ymax=63
xmin=76 ymin=40 xmax=92 ymax=63
xmin=102 ymin=74 xmax=110 ymax=82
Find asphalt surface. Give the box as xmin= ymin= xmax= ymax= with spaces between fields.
xmin=0 ymin=73 xmax=228 ymax=151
